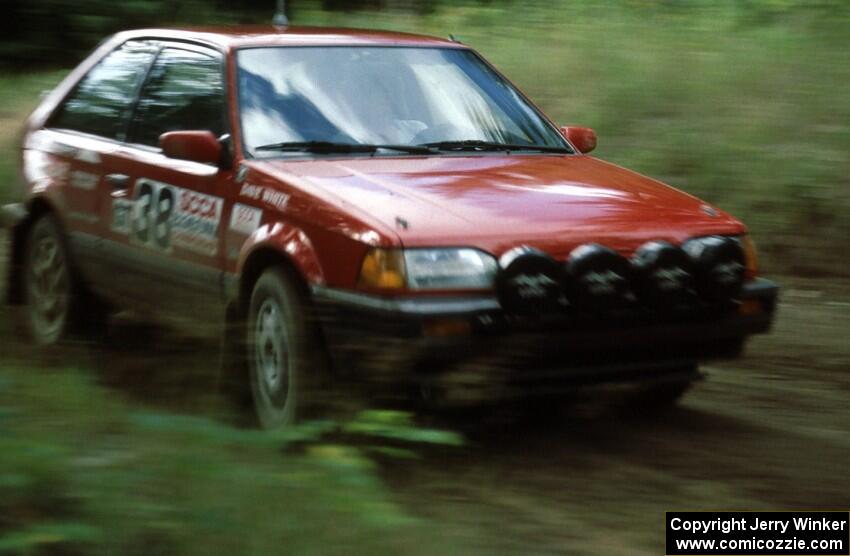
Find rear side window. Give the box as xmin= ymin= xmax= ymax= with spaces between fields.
xmin=50 ymin=41 xmax=156 ymax=140
xmin=129 ymin=47 xmax=225 ymax=147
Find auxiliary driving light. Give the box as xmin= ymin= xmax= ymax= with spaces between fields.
xmin=496 ymin=246 xmax=564 ymax=314
xmin=682 ymin=235 xmax=746 ymax=306
xmin=630 ymin=241 xmax=696 ymax=310
xmin=564 ymin=243 xmax=633 ymax=312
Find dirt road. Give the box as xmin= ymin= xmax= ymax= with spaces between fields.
xmin=379 ymin=282 xmax=850 ymax=555
xmin=2 ymin=231 xmax=848 ymax=555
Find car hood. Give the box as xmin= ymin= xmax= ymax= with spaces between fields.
xmin=254 ymin=154 xmax=744 ymax=258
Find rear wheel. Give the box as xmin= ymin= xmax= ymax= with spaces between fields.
xmin=22 ymin=214 xmax=108 ymax=345
xmin=246 ymin=267 xmax=313 ymax=428
xmin=23 ymin=215 xmax=75 ymax=344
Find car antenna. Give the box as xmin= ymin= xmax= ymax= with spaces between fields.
xmin=273 ymin=0 xmax=289 ymax=28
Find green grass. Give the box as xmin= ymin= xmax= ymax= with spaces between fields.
xmin=0 ymin=314 xmax=465 ymax=554
xmin=2 ymin=2 xmax=848 ymax=276
xmin=0 ymin=72 xmax=65 ymax=204
xmin=0 ymin=365 xmax=465 ymax=555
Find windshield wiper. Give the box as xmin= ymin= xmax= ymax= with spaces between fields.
xmin=254 ymin=141 xmax=436 ymax=155
xmin=419 ymin=140 xmax=570 ymax=154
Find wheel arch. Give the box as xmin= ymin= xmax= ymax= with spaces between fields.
xmin=238 ymin=247 xmax=311 ymax=314
xmin=234 ymin=222 xmax=324 ymax=316
xmin=7 ymin=196 xmax=59 ymax=305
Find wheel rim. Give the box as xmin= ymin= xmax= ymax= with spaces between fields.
xmin=26 ymin=227 xmax=69 ymax=342
xmin=253 ymin=298 xmax=291 ymax=409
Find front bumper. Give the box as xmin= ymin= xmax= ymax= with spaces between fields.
xmin=0 ymin=203 xmax=26 ymax=229
xmin=312 ymin=278 xmax=778 ymax=396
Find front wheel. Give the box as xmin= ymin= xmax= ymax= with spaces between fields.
xmin=246 ymin=267 xmax=313 ymax=428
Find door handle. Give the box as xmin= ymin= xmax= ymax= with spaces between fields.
xmin=106 ymin=173 xmax=130 ymax=190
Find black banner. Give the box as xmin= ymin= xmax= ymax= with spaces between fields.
xmin=666 ymin=512 xmax=849 ymax=555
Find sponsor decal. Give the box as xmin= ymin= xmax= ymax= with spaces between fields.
xmin=172 ymin=189 xmax=223 ymax=256
xmin=229 ymin=203 xmax=262 ymax=235
xmin=712 ymin=261 xmax=743 ymax=285
xmin=75 ymin=149 xmax=101 ymax=164
xmin=509 ymin=273 xmax=558 ymax=298
xmin=69 ymin=170 xmax=98 ymax=190
xmin=239 ymin=183 xmax=289 ymax=210
xmin=46 ymin=160 xmax=70 ymax=180
xmin=262 ymin=189 xmax=289 ymax=210
xmin=653 ymin=267 xmax=690 ymax=291
xmin=583 ymin=269 xmax=625 ymax=295
xmin=122 ymin=179 xmax=223 ymax=256
xmin=111 ymin=199 xmax=133 ymax=234
xmin=239 ymin=183 xmax=263 ymax=200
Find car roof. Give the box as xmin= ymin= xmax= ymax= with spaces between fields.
xmin=115 ymin=25 xmax=465 ymax=50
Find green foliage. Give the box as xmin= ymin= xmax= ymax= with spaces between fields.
xmin=343 ymin=410 xmax=464 ymax=447
xmin=0 ymin=367 xmax=463 ymax=555
xmin=0 ymin=72 xmax=66 ymax=206
xmin=0 ymin=1 xmax=226 ymax=70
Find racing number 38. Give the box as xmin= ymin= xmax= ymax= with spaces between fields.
xmin=132 ymin=180 xmax=174 ymax=250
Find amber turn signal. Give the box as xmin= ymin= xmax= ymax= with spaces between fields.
xmin=358 ymin=248 xmax=406 ymax=289
xmin=740 ymin=234 xmax=759 ymax=279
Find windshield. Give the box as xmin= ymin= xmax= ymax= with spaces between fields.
xmin=236 ymin=46 xmax=570 ymax=156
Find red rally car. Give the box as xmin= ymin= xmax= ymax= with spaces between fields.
xmin=0 ymin=26 xmax=778 ymax=427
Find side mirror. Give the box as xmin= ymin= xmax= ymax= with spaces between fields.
xmin=159 ymin=131 xmax=222 ymax=165
xmin=560 ymin=126 xmax=597 ymax=154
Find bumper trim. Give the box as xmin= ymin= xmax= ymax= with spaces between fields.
xmin=0 ymin=203 xmax=27 ymax=229
xmin=311 ymin=285 xmax=500 ymax=316
xmin=740 ymin=276 xmax=779 ymax=300
xmin=312 ymin=277 xmax=779 ymax=317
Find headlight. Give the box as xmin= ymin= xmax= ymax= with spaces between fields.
xmin=404 ymin=248 xmax=498 ymax=289
xmin=357 ymin=247 xmax=498 ymax=290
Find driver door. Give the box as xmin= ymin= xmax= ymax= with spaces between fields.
xmin=98 ymin=44 xmax=232 ymax=322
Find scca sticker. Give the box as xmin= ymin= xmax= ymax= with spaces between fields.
xmin=172 ymin=189 xmax=223 ymax=256
xmin=125 ymin=179 xmax=222 ymax=256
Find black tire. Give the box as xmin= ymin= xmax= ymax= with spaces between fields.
xmin=23 ymin=215 xmax=74 ymax=344
xmin=246 ymin=266 xmax=314 ymax=428
xmin=21 ymin=214 xmax=108 ymax=345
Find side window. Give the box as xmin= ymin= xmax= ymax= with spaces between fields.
xmin=50 ymin=41 xmax=156 ymax=140
xmin=129 ymin=47 xmax=225 ymax=147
